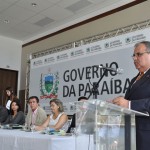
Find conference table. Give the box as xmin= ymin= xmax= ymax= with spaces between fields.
xmin=0 ymin=128 xmax=94 ymax=150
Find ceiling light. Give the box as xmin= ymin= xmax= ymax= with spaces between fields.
xmin=31 ymin=3 xmax=37 ymax=7
xmin=4 ymin=19 xmax=9 ymax=24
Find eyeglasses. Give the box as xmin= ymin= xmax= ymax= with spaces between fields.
xmin=132 ymin=51 xmax=150 ymax=58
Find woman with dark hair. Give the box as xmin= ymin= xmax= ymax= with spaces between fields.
xmin=35 ymin=99 xmax=68 ymax=131
xmin=5 ymin=87 xmax=19 ymax=114
xmin=3 ymin=99 xmax=25 ymax=125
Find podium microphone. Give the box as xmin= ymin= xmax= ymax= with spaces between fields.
xmin=98 ymin=65 xmax=124 ymax=74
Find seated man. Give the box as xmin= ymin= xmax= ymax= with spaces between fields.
xmin=25 ymin=96 xmax=47 ymax=128
xmin=67 ymin=96 xmax=88 ymax=133
xmin=0 ymin=105 xmax=8 ymax=123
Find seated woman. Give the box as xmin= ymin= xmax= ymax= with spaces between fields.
xmin=3 ymin=99 xmax=25 ymax=125
xmin=35 ymin=99 xmax=68 ymax=131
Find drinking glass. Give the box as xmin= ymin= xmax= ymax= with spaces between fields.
xmin=23 ymin=123 xmax=27 ymax=130
xmin=45 ymin=127 xmax=50 ymax=134
xmin=30 ymin=125 xmax=35 ymax=133
xmin=70 ymin=127 xmax=76 ymax=136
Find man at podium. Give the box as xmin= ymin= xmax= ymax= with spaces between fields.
xmin=113 ymin=41 xmax=150 ymax=150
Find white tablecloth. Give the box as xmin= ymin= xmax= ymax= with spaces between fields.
xmin=0 ymin=129 xmax=75 ymax=150
xmin=0 ymin=129 xmax=94 ymax=150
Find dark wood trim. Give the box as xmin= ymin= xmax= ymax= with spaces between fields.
xmin=0 ymin=68 xmax=18 ymax=93
xmin=0 ymin=68 xmax=18 ymax=106
xmin=22 ymin=0 xmax=147 ymax=47
xmin=0 ymin=68 xmax=18 ymax=72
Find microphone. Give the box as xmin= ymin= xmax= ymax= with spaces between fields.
xmin=98 ymin=65 xmax=123 ymax=74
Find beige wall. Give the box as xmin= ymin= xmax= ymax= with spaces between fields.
xmin=21 ymin=0 xmax=150 ymax=90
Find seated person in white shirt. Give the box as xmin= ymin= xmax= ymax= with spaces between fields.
xmin=5 ymin=87 xmax=19 ymax=114
xmin=35 ymin=99 xmax=68 ymax=132
xmin=25 ymin=96 xmax=47 ymax=128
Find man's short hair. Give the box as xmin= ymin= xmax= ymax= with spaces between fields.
xmin=28 ymin=96 xmax=39 ymax=103
xmin=78 ymin=96 xmax=88 ymax=101
xmin=135 ymin=41 xmax=150 ymax=52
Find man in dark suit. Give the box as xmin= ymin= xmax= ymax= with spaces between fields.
xmin=113 ymin=41 xmax=150 ymax=150
xmin=0 ymin=105 xmax=8 ymax=123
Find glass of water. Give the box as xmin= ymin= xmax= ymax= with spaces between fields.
xmin=30 ymin=125 xmax=35 ymax=133
xmin=70 ymin=127 xmax=76 ymax=136
xmin=23 ymin=123 xmax=27 ymax=130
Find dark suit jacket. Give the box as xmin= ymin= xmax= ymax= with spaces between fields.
xmin=125 ymin=69 xmax=150 ymax=150
xmin=67 ymin=114 xmax=75 ymax=133
xmin=0 ymin=106 xmax=8 ymax=123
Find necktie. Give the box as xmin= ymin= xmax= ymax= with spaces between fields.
xmin=136 ymin=72 xmax=144 ymax=81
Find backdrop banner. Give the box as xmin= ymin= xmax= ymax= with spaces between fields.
xmin=29 ymin=28 xmax=150 ymax=114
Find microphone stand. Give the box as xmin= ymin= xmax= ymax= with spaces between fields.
xmin=86 ymin=68 xmax=108 ymax=150
xmin=88 ymin=69 xmax=108 ymax=99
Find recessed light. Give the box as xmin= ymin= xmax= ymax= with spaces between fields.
xmin=4 ymin=19 xmax=9 ymax=24
xmin=31 ymin=3 xmax=37 ymax=7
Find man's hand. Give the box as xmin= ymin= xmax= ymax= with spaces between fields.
xmin=112 ymin=96 xmax=129 ymax=108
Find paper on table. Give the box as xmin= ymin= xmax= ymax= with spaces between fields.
xmin=6 ymin=100 xmax=11 ymax=110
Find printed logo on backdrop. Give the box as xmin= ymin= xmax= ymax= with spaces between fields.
xmin=70 ymin=49 xmax=84 ymax=58
xmin=56 ymin=53 xmax=69 ymax=61
xmin=125 ymin=34 xmax=146 ymax=45
xmin=33 ymin=59 xmax=43 ymax=67
xmin=44 ymin=57 xmax=55 ymax=64
xmin=71 ymin=52 xmax=74 ymax=56
xmin=125 ymin=37 xmax=132 ymax=44
xmin=104 ymin=40 xmax=122 ymax=49
xmin=86 ymin=45 xmax=102 ymax=54
xmin=86 ymin=48 xmax=90 ymax=53
xmin=40 ymin=71 xmax=59 ymax=99
xmin=105 ymin=42 xmax=110 ymax=48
